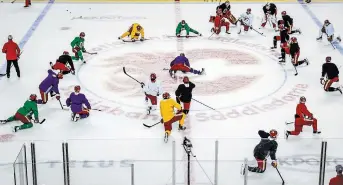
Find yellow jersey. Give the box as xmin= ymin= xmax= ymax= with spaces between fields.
xmin=129 ymin=23 xmax=144 ymax=39
xmin=160 ymin=98 xmax=182 ymax=122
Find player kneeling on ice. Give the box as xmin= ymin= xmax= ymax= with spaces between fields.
xmin=71 ymin=32 xmax=87 ymax=63
xmin=118 ymin=23 xmax=145 ymax=42
xmin=176 ymin=20 xmax=201 ymax=38
xmin=50 ymin=51 xmax=75 ymax=75
xmin=280 ymin=11 xmax=301 ymax=34
xmin=320 ymin=56 xmax=342 ymax=94
xmin=260 ymin=2 xmax=277 ymax=30
xmin=169 ymin=53 xmax=204 ymax=78
xmin=160 ymin=92 xmax=186 ymax=142
xmin=210 ymin=1 xmax=237 ymax=25
xmin=0 ymin=94 xmax=40 ymax=132
xmin=237 ymin=8 xmax=253 ymax=34
xmin=66 ymin=86 xmax=91 ymax=122
xmin=285 ymin=96 xmax=320 ymax=139
xmin=241 ymin=130 xmax=278 ymax=174
xmin=211 ymin=9 xmax=230 ymax=35
xmin=141 ymin=73 xmax=163 ymax=115
xmin=288 ymin=37 xmax=308 ymax=66
xmin=317 ymin=20 xmax=341 ymax=43
xmin=175 ymin=76 xmax=195 ymax=115
xmin=37 ymin=69 xmax=63 ymax=105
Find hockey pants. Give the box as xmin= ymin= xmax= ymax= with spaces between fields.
xmin=289 ymin=118 xmax=318 ymax=135
xmin=248 ymin=158 xmax=267 ymax=173
xmin=163 ymin=113 xmax=186 ymax=135
xmin=170 ymin=64 xmax=201 ymax=74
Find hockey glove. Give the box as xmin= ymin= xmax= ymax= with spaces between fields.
xmin=71 ymin=70 xmax=75 ymax=75
xmin=271 ymin=160 xmax=277 ymax=168
xmin=140 ymin=37 xmax=144 ymax=41
xmin=131 ymin=39 xmax=136 ymax=42
xmin=56 ymin=94 xmax=60 ymax=100
xmin=176 ymin=97 xmax=181 ymax=104
xmin=157 ymin=93 xmax=160 ymax=96
xmin=160 ymin=118 xmax=164 ymax=124
xmin=320 ymin=77 xmax=324 ymax=84
xmin=34 ymin=119 xmax=40 ymax=123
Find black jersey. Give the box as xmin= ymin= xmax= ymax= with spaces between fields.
xmin=289 ymin=42 xmax=300 ymax=56
xmin=57 ymin=55 xmax=75 ymax=70
xmin=217 ymin=3 xmax=231 ymax=13
xmin=175 ymin=82 xmax=195 ymax=103
xmin=282 ymin=15 xmax=293 ymax=27
xmin=253 ymin=132 xmax=278 ymax=160
xmin=263 ymin=3 xmax=277 ymax=15
xmin=322 ymin=62 xmax=339 ymax=79
xmin=280 ymin=29 xmax=290 ymax=43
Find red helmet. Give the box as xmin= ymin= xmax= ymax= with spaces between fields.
xmin=281 ymin=11 xmax=287 ymax=16
xmin=30 ymin=94 xmax=37 ymax=101
xmin=80 ymin=32 xmax=85 ymax=37
xmin=269 ymin=129 xmax=278 ymax=139
xmin=291 ymin=37 xmax=297 ymax=43
xmin=162 ymin=92 xmax=170 ymax=99
xmin=150 ymin=73 xmax=156 ymax=82
xmin=75 ymin=85 xmax=81 ymax=92
xmin=300 ymin=96 xmax=306 ymax=103
xmin=63 ymin=51 xmax=69 ymax=55
xmin=183 ymin=76 xmax=189 ymax=83
xmin=326 ymin=56 xmax=331 ymax=62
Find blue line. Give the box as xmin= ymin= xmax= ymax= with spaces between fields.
xmin=0 ymin=0 xmax=55 ymax=74
xmin=297 ymin=0 xmax=343 ymax=55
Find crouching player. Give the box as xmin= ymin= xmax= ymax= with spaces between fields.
xmin=317 ymin=20 xmax=341 ymax=43
xmin=0 ymin=94 xmax=40 ymax=132
xmin=211 ymin=9 xmax=230 ymax=35
xmin=50 ymin=51 xmax=75 ymax=75
xmin=169 ymin=53 xmax=204 ymax=78
xmin=160 ymin=92 xmax=186 ymax=143
xmin=118 ymin=23 xmax=145 ymax=42
xmin=289 ymin=37 xmax=308 ymax=67
xmin=176 ymin=20 xmax=201 ymax=37
xmin=141 ymin=73 xmax=163 ymax=115
xmin=320 ymin=56 xmax=342 ymax=94
xmin=285 ymin=96 xmax=320 ymax=139
xmin=66 ymin=86 xmax=91 ymax=122
xmin=37 ymin=70 xmax=63 ymax=104
xmin=237 ymin=8 xmax=253 ymax=34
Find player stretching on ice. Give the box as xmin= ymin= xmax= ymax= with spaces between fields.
xmin=211 ymin=9 xmax=231 ymax=35
xmin=141 ymin=73 xmax=163 ymax=115
xmin=118 ymin=23 xmax=145 ymax=42
xmin=37 ymin=69 xmax=63 ymax=104
xmin=285 ymin=96 xmax=320 ymax=139
xmin=242 ymin=130 xmax=278 ymax=174
xmin=320 ymin=56 xmax=342 ymax=94
xmin=169 ymin=53 xmax=204 ymax=78
xmin=237 ymin=8 xmax=253 ymax=34
xmin=288 ymin=37 xmax=308 ymax=67
xmin=260 ymin=3 xmax=277 ymax=30
xmin=160 ymin=92 xmax=186 ymax=142
xmin=176 ymin=20 xmax=201 ymax=38
xmin=175 ymin=76 xmax=195 ymax=115
xmin=71 ymin=32 xmax=87 ymax=63
xmin=50 ymin=51 xmax=75 ymax=75
xmin=66 ymin=86 xmax=91 ymax=122
xmin=317 ymin=20 xmax=341 ymax=43
xmin=280 ymin=11 xmax=301 ymax=34
xmin=0 ymin=94 xmax=41 ymax=132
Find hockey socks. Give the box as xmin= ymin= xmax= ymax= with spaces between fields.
xmin=13 ymin=123 xmax=33 ymax=132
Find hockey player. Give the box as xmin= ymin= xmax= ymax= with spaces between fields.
xmin=216 ymin=1 xmax=230 ymax=13
xmin=320 ymin=56 xmax=342 ymax=94
xmin=37 ymin=69 xmax=63 ymax=104
xmin=329 ymin=165 xmax=343 ymax=185
xmin=2 ymin=35 xmax=21 ymax=78
xmin=288 ymin=37 xmax=309 ymax=66
xmin=280 ymin=11 xmax=301 ymax=34
xmin=0 ymin=94 xmax=40 ymax=132
xmin=237 ymin=8 xmax=253 ymax=34
xmin=261 ymin=2 xmax=277 ymax=30
xmin=118 ymin=23 xmax=145 ymax=41
xmin=66 ymin=85 xmax=91 ymax=122
xmin=169 ymin=53 xmax=205 ymax=78
xmin=317 ymin=20 xmax=341 ymax=43
xmin=71 ymin=32 xmax=87 ymax=63
xmin=50 ymin=51 xmax=75 ymax=75
xmin=242 ymin=130 xmax=278 ymax=174
xmin=272 ymin=24 xmax=289 ymax=50
xmin=175 ymin=76 xmax=195 ymax=115
xmin=141 ymin=73 xmax=163 ymax=115
xmin=211 ymin=10 xmax=230 ymax=35
xmin=285 ymin=96 xmax=320 ymax=139
xmin=210 ymin=4 xmax=237 ymax=25
xmin=160 ymin=92 xmax=186 ymax=142
xmin=176 ymin=20 xmax=201 ymax=37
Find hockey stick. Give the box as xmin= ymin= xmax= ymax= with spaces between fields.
xmin=85 ymin=51 xmax=98 ymax=55
xmin=276 ymin=167 xmax=285 ymax=185
xmin=166 ymin=35 xmax=198 ymax=38
xmin=208 ymin=32 xmax=215 ymax=39
xmin=11 ymin=0 xmax=17 ymax=3
xmin=163 ymin=68 xmax=170 ymax=70
xmin=192 ymin=98 xmax=216 ymax=110
xmin=58 ymin=99 xmax=65 ymax=110
xmin=143 ymin=121 xmax=160 ymax=128
xmin=123 ymin=67 xmax=142 ymax=84
xmin=39 ymin=119 xmax=46 ymax=124
xmin=285 ymin=121 xmax=294 ymax=125
xmin=91 ymin=109 xmax=102 ymax=111
xmin=292 ymin=64 xmax=298 ymax=76
xmin=330 ymin=41 xmax=336 ymax=50
xmin=250 ymin=26 xmax=265 ymax=37
xmin=122 ymin=38 xmax=150 ymax=42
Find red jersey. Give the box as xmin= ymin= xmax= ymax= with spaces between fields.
xmin=214 ymin=15 xmax=222 ymax=27
xmin=329 ymin=175 xmax=343 ymax=185
xmin=296 ymin=103 xmax=312 ymax=118
xmin=2 ymin=40 xmax=20 ymax=60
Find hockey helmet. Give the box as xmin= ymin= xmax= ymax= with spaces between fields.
xmin=63 ymin=51 xmax=69 ymax=55
xmin=74 ymin=85 xmax=81 ymax=92
xmin=8 ymin=35 xmax=13 ymax=40
xmin=162 ymin=92 xmax=170 ymax=99
xmin=181 ymin=20 xmax=186 ymax=25
xmin=258 ymin=130 xmax=270 ymax=138
xmin=269 ymin=129 xmax=278 ymax=139
xmin=326 ymin=56 xmax=331 ymax=62
xmin=225 ymin=1 xmax=230 ymax=6
xmin=278 ymin=24 xmax=285 ymax=30
xmin=336 ymin=165 xmax=343 ymax=173
xmin=80 ymin=32 xmax=85 ymax=37
xmin=183 ymin=76 xmax=189 ymax=84
xmin=300 ymin=96 xmax=306 ymax=103
xmin=281 ymin=11 xmax=287 ymax=16
xmin=291 ymin=37 xmax=297 ymax=43
xmin=180 ymin=53 xmax=185 ymax=57
xmin=324 ymin=20 xmax=330 ymax=25
xmin=247 ymin=8 xmax=251 ymax=14
xmin=137 ymin=25 xmax=142 ymax=31
xmin=29 ymin=94 xmax=37 ymax=101
xmin=150 ymin=73 xmax=157 ymax=82
xmin=266 ymin=3 xmax=270 ymax=9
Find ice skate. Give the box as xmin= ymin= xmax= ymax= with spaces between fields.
xmin=164 ymin=132 xmax=169 ymax=143
xmin=178 ymin=124 xmax=186 ymax=131
xmin=313 ymin=130 xmax=321 ymax=134
xmin=200 ymin=68 xmax=205 ymax=75
xmin=13 ymin=126 xmax=20 ymax=132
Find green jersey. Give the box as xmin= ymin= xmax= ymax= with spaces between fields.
xmin=71 ymin=37 xmax=85 ymax=50
xmin=17 ymin=100 xmax=39 ymax=120
xmin=176 ymin=22 xmax=190 ymax=34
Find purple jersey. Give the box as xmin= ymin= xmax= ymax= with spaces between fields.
xmin=66 ymin=92 xmax=91 ymax=113
xmin=39 ymin=70 xmax=60 ymax=94
xmin=170 ymin=56 xmax=190 ymax=67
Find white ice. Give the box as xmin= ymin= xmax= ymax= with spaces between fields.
xmin=0 ymin=1 xmax=343 ymax=185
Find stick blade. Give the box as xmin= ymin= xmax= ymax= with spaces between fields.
xmin=143 ymin=123 xmax=152 ymax=128
xmin=123 ymin=67 xmax=127 ymax=74
xmin=40 ymin=119 xmax=46 ymax=124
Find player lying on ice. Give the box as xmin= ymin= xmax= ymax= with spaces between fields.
xmin=66 ymin=85 xmax=91 ymax=122
xmin=0 ymin=94 xmax=40 ymax=132
xmin=50 ymin=51 xmax=75 ymax=75
xmin=169 ymin=53 xmax=205 ymax=78
xmin=175 ymin=20 xmax=202 ymax=37
xmin=118 ymin=23 xmax=145 ymax=42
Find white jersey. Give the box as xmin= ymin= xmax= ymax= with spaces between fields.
xmin=143 ymin=79 xmax=162 ymax=96
xmin=239 ymin=12 xmax=253 ymax=27
xmin=324 ymin=23 xmax=335 ymax=37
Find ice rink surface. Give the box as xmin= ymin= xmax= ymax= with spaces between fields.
xmin=0 ymin=1 xmax=343 ymax=185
